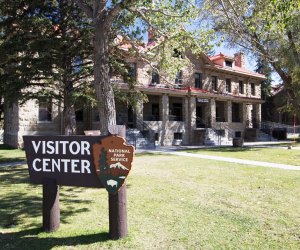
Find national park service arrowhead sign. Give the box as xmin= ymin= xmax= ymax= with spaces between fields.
xmin=93 ymin=136 xmax=134 ymax=194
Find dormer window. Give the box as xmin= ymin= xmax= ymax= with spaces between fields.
xmin=225 ymin=60 xmax=233 ymax=67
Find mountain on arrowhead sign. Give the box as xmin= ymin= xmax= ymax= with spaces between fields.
xmin=92 ymin=136 xmax=134 ymax=194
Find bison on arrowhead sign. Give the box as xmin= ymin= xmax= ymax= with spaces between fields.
xmin=93 ymin=136 xmax=134 ymax=194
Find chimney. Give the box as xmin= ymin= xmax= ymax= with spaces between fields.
xmin=234 ymin=52 xmax=245 ymax=68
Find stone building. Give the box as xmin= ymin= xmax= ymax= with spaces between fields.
xmin=4 ymin=51 xmax=265 ymax=148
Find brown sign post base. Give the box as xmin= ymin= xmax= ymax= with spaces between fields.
xmin=109 ymin=184 xmax=128 ymax=239
xmin=43 ymin=178 xmax=60 ymax=232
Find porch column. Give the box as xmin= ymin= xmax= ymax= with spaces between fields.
xmin=209 ymin=99 xmax=216 ymax=128
xmin=227 ymin=101 xmax=232 ymax=123
xmin=189 ymin=97 xmax=197 ymax=145
xmin=160 ymin=94 xmax=169 ymax=146
xmin=243 ymin=103 xmax=251 ymax=128
xmin=255 ymin=103 xmax=262 ymax=128
xmin=135 ymin=98 xmax=143 ymax=130
xmin=183 ymin=96 xmax=194 ymax=145
xmin=161 ymin=94 xmax=169 ymax=122
xmin=190 ymin=97 xmax=196 ymax=130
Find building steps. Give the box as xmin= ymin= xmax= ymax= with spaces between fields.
xmin=256 ymin=129 xmax=277 ymax=141
xmin=204 ymin=128 xmax=232 ymax=146
xmin=126 ymin=128 xmax=156 ymax=149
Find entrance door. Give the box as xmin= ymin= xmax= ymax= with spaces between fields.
xmin=196 ymin=105 xmax=205 ymax=128
xmin=128 ymin=107 xmax=135 ymax=128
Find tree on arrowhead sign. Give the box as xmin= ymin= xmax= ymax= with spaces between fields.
xmin=93 ymin=136 xmax=134 ymax=194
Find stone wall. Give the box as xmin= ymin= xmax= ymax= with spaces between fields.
xmin=4 ymin=99 xmax=61 ymax=148
xmin=4 ymin=103 xmax=19 ymax=148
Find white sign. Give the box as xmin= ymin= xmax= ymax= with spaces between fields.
xmin=197 ymin=98 xmax=209 ymax=103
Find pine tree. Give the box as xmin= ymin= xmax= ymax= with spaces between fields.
xmin=99 ymin=148 xmax=108 ymax=172
xmin=0 ymin=0 xmax=94 ymax=134
xmin=255 ymin=58 xmax=273 ymax=121
xmin=256 ymin=58 xmax=272 ymax=100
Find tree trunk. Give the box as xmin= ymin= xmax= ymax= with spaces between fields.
xmin=63 ymin=81 xmax=77 ymax=135
xmin=0 ymin=96 xmax=3 ymax=124
xmin=93 ymin=20 xmax=116 ymax=135
xmin=63 ymin=105 xmax=76 ymax=135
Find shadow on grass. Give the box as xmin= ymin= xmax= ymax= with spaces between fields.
xmin=0 ymin=144 xmax=15 ymax=150
xmin=0 ymin=144 xmax=26 ymax=163
xmin=0 ymin=167 xmax=29 ymax=184
xmin=0 ymin=228 xmax=110 ymax=249
xmin=0 ymin=166 xmax=95 ymax=229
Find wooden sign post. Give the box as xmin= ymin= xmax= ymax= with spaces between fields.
xmin=23 ymin=128 xmax=134 ymax=240
xmin=43 ymin=178 xmax=60 ymax=232
xmin=108 ymin=125 xmax=127 ymax=239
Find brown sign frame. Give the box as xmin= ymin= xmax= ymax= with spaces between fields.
xmin=24 ymin=135 xmax=134 ymax=191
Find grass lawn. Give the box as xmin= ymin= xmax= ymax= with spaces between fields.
xmin=1 ymin=153 xmax=300 ymax=249
xmin=0 ymin=144 xmax=26 ymax=164
xmin=185 ymin=146 xmax=300 ymax=166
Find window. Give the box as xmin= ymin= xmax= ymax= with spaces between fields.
xmin=239 ymin=81 xmax=244 ymax=94
xmin=175 ymin=71 xmax=183 ymax=85
xmin=128 ymin=63 xmax=137 ymax=78
xmin=235 ymin=131 xmax=242 ymax=138
xmin=151 ymin=71 xmax=160 ymax=85
xmin=75 ymin=109 xmax=84 ymax=122
xmin=195 ymin=73 xmax=202 ymax=88
xmin=232 ymin=103 xmax=242 ymax=122
xmin=225 ymin=79 xmax=231 ymax=93
xmin=152 ymin=103 xmax=159 ymax=120
xmin=170 ymin=103 xmax=183 ymax=121
xmin=225 ymin=60 xmax=233 ymax=67
xmin=212 ymin=76 xmax=218 ymax=91
xmin=251 ymin=83 xmax=255 ymax=95
xmin=216 ymin=101 xmax=226 ymax=122
xmin=38 ymin=99 xmax=52 ymax=122
xmin=174 ymin=132 xmax=182 ymax=140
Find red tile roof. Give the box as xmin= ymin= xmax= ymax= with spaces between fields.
xmin=208 ymin=53 xmax=265 ymax=79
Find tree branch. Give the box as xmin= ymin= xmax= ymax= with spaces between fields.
xmin=287 ymin=30 xmax=300 ymax=66
xmin=104 ymin=1 xmax=125 ymax=28
xmin=129 ymin=6 xmax=185 ymax=18
xmin=74 ymin=0 xmax=93 ymax=18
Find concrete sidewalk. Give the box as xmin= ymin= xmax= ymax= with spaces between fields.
xmin=137 ymin=141 xmax=300 ymax=171
xmin=154 ymin=150 xmax=300 ymax=171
